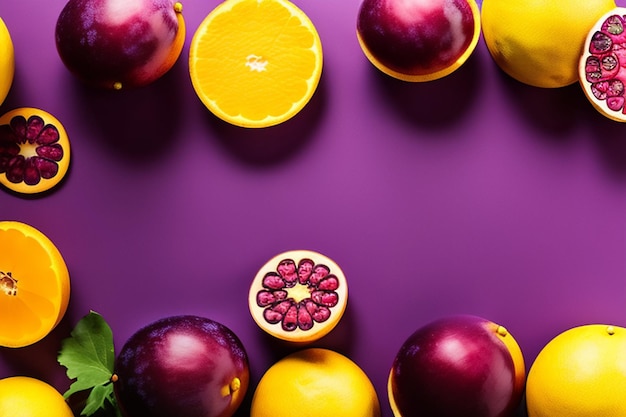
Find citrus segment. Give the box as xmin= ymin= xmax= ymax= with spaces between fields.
xmin=248 ymin=250 xmax=347 ymax=343
xmin=481 ymin=0 xmax=616 ymax=88
xmin=579 ymin=8 xmax=626 ymax=122
xmin=250 ymin=348 xmax=381 ymax=417
xmin=526 ymin=324 xmax=626 ymax=417
xmin=0 ymin=221 xmax=70 ymax=348
xmin=189 ymin=0 xmax=323 ymax=128
xmin=0 ymin=107 xmax=71 ymax=194
xmin=0 ymin=376 xmax=74 ymax=417
xmin=0 ymin=18 xmax=14 ymax=106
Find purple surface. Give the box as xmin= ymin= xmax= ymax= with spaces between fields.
xmin=1 ymin=0 xmax=626 ymax=416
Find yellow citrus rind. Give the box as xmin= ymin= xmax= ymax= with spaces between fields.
xmin=526 ymin=324 xmax=626 ymax=417
xmin=0 ymin=17 xmax=15 ymax=106
xmin=0 ymin=221 xmax=70 ymax=348
xmin=0 ymin=107 xmax=71 ymax=195
xmin=481 ymin=0 xmax=616 ymax=88
xmin=250 ymin=348 xmax=381 ymax=417
xmin=0 ymin=376 xmax=74 ymax=417
xmin=189 ymin=0 xmax=323 ymax=128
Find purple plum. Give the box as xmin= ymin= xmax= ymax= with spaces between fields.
xmin=356 ymin=0 xmax=480 ymax=81
xmin=388 ymin=315 xmax=526 ymax=417
xmin=55 ymin=0 xmax=185 ymax=89
xmin=113 ymin=315 xmax=249 ymax=417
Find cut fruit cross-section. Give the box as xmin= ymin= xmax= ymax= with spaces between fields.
xmin=248 ymin=250 xmax=347 ymax=343
xmin=579 ymin=8 xmax=626 ymax=122
xmin=0 ymin=221 xmax=70 ymax=348
xmin=0 ymin=107 xmax=71 ymax=194
xmin=189 ymin=0 xmax=323 ymax=128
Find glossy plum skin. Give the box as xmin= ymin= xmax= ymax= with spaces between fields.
xmin=356 ymin=0 xmax=476 ymax=77
xmin=114 ymin=315 xmax=250 ymax=417
xmin=388 ymin=315 xmax=523 ymax=417
xmin=55 ymin=0 xmax=184 ymax=89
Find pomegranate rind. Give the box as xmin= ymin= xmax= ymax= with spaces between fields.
xmin=579 ymin=7 xmax=626 ymax=122
xmin=356 ymin=0 xmax=481 ymax=82
xmin=0 ymin=108 xmax=71 ymax=194
xmin=248 ymin=250 xmax=348 ymax=343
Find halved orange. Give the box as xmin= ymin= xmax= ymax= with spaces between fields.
xmin=0 ymin=108 xmax=71 ymax=194
xmin=0 ymin=221 xmax=70 ymax=347
xmin=189 ymin=0 xmax=323 ymax=128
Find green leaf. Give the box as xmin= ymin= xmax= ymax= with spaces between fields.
xmin=58 ymin=311 xmax=117 ymax=416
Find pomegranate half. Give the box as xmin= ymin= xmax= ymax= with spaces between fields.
xmin=248 ymin=250 xmax=348 ymax=343
xmin=579 ymin=7 xmax=626 ymax=121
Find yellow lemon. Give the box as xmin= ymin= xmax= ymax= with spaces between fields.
xmin=189 ymin=0 xmax=323 ymax=128
xmin=526 ymin=324 xmax=626 ymax=417
xmin=481 ymin=0 xmax=616 ymax=88
xmin=0 ymin=17 xmax=15 ymax=105
xmin=0 ymin=376 xmax=74 ymax=417
xmin=250 ymin=348 xmax=381 ymax=417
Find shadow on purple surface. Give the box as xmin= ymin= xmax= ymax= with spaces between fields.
xmin=61 ymin=60 xmax=187 ymax=164
xmin=252 ymin=297 xmax=356 ymax=363
xmin=203 ymin=71 xmax=328 ymax=166
xmin=588 ymin=113 xmax=626 ymax=179
xmin=368 ymin=49 xmax=483 ymax=130
xmin=496 ymin=69 xmax=587 ymax=138
xmin=496 ymin=67 xmax=626 ymax=180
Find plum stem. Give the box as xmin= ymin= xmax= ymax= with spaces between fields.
xmin=496 ymin=325 xmax=508 ymax=337
xmin=607 ymin=326 xmax=616 ymax=335
xmin=110 ymin=374 xmax=119 ymax=383
xmin=230 ymin=377 xmax=241 ymax=393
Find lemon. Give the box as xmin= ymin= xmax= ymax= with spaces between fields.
xmin=0 ymin=376 xmax=74 ymax=417
xmin=0 ymin=17 xmax=15 ymax=105
xmin=526 ymin=324 xmax=626 ymax=417
xmin=250 ymin=348 xmax=381 ymax=417
xmin=481 ymin=0 xmax=616 ymax=88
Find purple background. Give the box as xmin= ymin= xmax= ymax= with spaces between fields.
xmin=1 ymin=0 xmax=626 ymax=416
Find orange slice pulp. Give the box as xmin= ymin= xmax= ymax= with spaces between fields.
xmin=0 ymin=221 xmax=70 ymax=348
xmin=0 ymin=108 xmax=71 ymax=195
xmin=188 ymin=0 xmax=323 ymax=128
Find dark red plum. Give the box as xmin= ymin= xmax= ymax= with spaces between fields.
xmin=55 ymin=0 xmax=185 ymax=89
xmin=356 ymin=0 xmax=480 ymax=81
xmin=388 ymin=315 xmax=525 ymax=417
xmin=113 ymin=315 xmax=249 ymax=417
